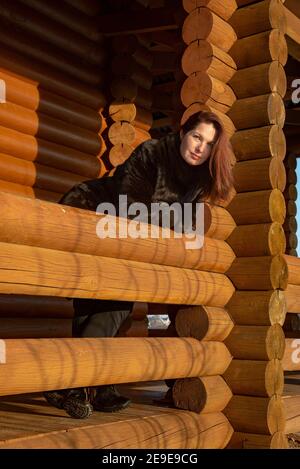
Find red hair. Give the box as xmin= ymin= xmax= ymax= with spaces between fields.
xmin=181 ymin=111 xmax=234 ymax=204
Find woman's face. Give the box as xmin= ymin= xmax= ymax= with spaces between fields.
xmin=180 ymin=122 xmax=217 ymax=166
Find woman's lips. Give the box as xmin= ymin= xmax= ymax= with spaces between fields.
xmin=191 ymin=152 xmax=201 ymax=160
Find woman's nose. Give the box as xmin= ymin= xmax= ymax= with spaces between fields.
xmin=196 ymin=142 xmax=206 ymax=153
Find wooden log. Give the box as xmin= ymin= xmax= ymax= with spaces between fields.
xmin=181 ymin=72 xmax=236 ymax=112
xmin=233 ymin=157 xmax=286 ymax=192
xmin=227 ymin=223 xmax=286 ymax=257
xmin=0 ymin=20 xmax=105 ymax=86
xmin=0 ymin=242 xmax=235 ymax=306
xmin=230 ymin=125 xmax=286 ymax=161
xmin=0 ymin=47 xmax=106 ymax=110
xmin=225 ymin=324 xmax=285 ymax=360
xmin=229 ymin=61 xmax=287 ymax=99
xmin=151 ymin=51 xmax=180 ymax=74
xmin=203 ymin=204 xmax=236 ymax=240
xmin=0 ymin=179 xmax=61 ymax=202
xmin=227 ymin=290 xmax=286 ymax=326
xmin=227 ymin=255 xmax=288 ymax=290
xmin=0 ymin=102 xmax=103 ymax=156
xmin=181 ymin=40 xmax=236 ymax=82
xmin=110 ymin=77 xmax=152 ymax=109
xmin=283 ymin=216 xmax=297 ymax=233
xmin=286 ymin=168 xmax=297 ymax=185
xmin=0 ymin=337 xmax=232 ymax=395
xmin=0 ymin=126 xmax=103 ymax=177
xmin=0 ymin=318 xmax=72 ymax=338
xmin=227 ymin=189 xmax=286 ymax=225
xmin=287 ymin=200 xmax=297 ymax=217
xmin=0 ymin=153 xmax=85 ymax=193
xmin=229 ymin=0 xmax=287 ymax=38
xmin=228 ymin=431 xmax=288 ymax=449
xmin=109 ymin=143 xmax=134 ymax=167
xmin=0 ymin=409 xmax=233 ymax=449
xmin=283 ymin=395 xmax=300 ymax=434
xmin=108 ymin=122 xmax=150 ymax=147
xmin=229 ymin=30 xmax=288 ymax=69
xmin=286 ymin=232 xmax=298 ymax=250
xmin=284 ymin=184 xmax=297 ymax=201
xmin=224 ymin=395 xmax=285 ymax=434
xmin=111 ymin=55 xmax=152 ymax=90
xmin=284 ymin=153 xmax=297 ymax=170
xmin=183 ymin=0 xmax=238 ymax=20
xmin=286 ymin=248 xmax=298 ymax=257
xmin=285 ymin=284 xmax=300 ymax=314
xmin=0 ymin=294 xmax=74 ymax=318
xmin=182 ymin=8 xmax=237 ymax=52
xmin=175 ymin=305 xmax=234 ymax=341
xmin=108 ymin=102 xmax=153 ymax=130
xmin=223 ymin=359 xmax=284 ymax=397
xmin=284 ymin=254 xmax=300 ymax=286
xmin=228 ymin=93 xmax=285 ymax=130
xmin=18 ymin=0 xmax=102 ymax=41
xmin=0 ymin=192 xmax=236 ymax=274
xmin=0 ymin=70 xmax=104 ymax=132
xmin=282 ymin=338 xmax=300 ymax=371
xmin=112 ymin=35 xmax=153 ymax=69
xmin=181 ymin=103 xmax=236 ymax=137
xmin=173 ymin=376 xmax=232 ymax=413
xmin=0 ymin=0 xmax=104 ymax=65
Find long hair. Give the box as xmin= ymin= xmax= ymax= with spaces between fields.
xmin=180 ymin=111 xmax=234 ymax=204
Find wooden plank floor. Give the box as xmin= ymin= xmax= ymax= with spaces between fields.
xmin=0 ymin=381 xmax=233 ymax=449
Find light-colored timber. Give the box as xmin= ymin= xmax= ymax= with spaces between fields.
xmin=181 ymin=72 xmax=236 ymax=112
xmin=229 ymin=0 xmax=287 ymax=38
xmin=227 ymin=222 xmax=286 ymax=257
xmin=0 ymin=394 xmax=233 ymax=449
xmin=226 ymin=290 xmax=286 ymax=326
xmin=227 ymin=189 xmax=286 ymax=225
xmin=231 ymin=125 xmax=286 ymax=161
xmin=227 ymin=255 xmax=288 ymax=290
xmin=181 ymin=40 xmax=236 ymax=82
xmin=224 ymin=395 xmax=285 ymax=434
xmin=223 ymin=359 xmax=284 ymax=396
xmin=229 ymin=30 xmax=288 ymax=69
xmin=183 ymin=0 xmax=238 ymax=20
xmin=224 ymin=324 xmax=285 ymax=360
xmin=0 ymin=338 xmax=232 ymax=395
xmin=0 ymin=192 xmax=235 ymax=273
xmin=232 ymin=157 xmax=286 ymax=192
xmin=182 ymin=8 xmax=237 ymax=52
xmin=0 ymin=242 xmax=235 ymax=306
xmin=229 ymin=61 xmax=287 ymax=99
xmin=228 ymin=93 xmax=285 ymax=130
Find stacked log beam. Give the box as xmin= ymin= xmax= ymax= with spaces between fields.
xmin=108 ymin=35 xmax=153 ymax=168
xmin=223 ymin=0 xmax=290 ymax=448
xmin=0 ymin=0 xmax=107 ymax=202
xmin=180 ymin=1 xmax=237 ymax=139
xmin=283 ymin=154 xmax=298 ymax=256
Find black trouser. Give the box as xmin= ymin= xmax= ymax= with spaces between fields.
xmin=72 ymin=299 xmax=133 ymax=338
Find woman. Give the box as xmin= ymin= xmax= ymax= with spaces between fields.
xmin=44 ymin=110 xmax=234 ymax=419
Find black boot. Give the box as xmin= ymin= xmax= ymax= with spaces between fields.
xmin=91 ymin=385 xmax=131 ymax=412
xmin=44 ymin=388 xmax=93 ymax=419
